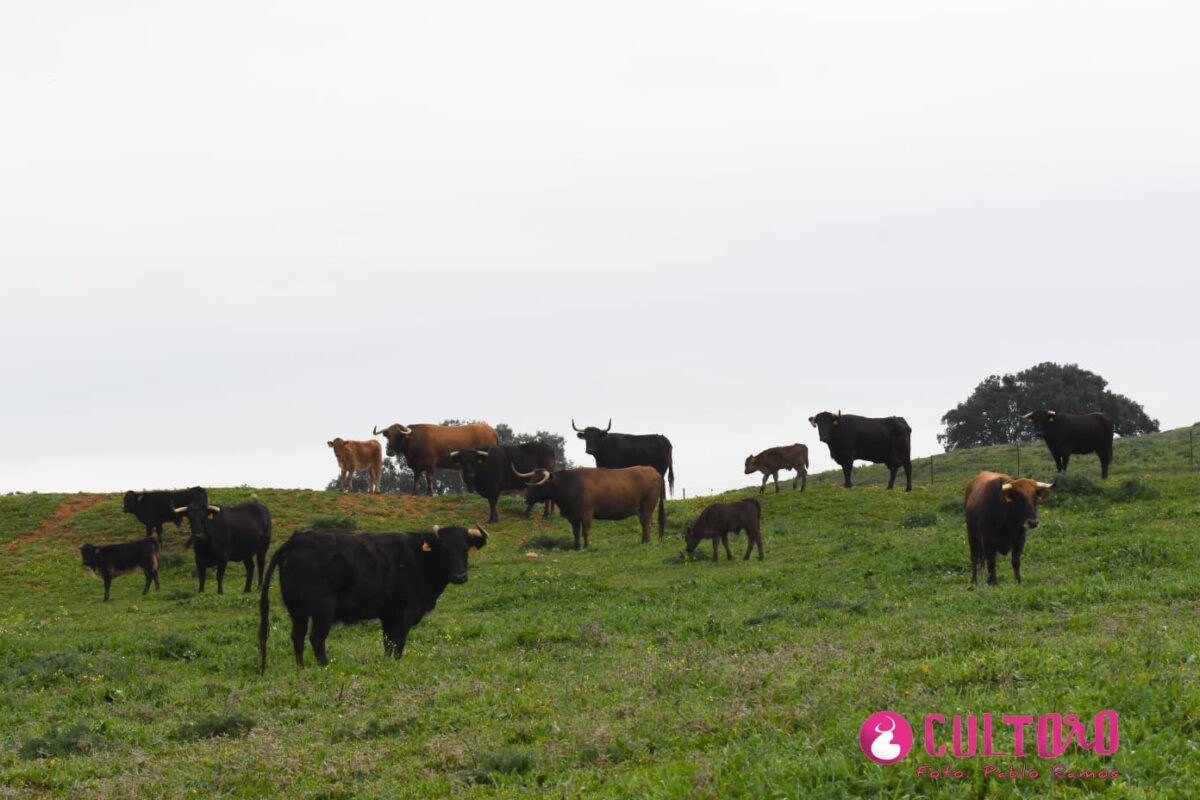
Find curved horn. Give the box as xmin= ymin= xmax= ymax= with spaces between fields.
xmin=1021 ymin=412 xmax=1035 ymax=421
xmin=207 ymin=504 xmax=221 ymax=513
xmin=476 ymin=449 xmax=491 ymax=457
xmin=1047 ymin=410 xmax=1057 ymax=420
xmin=397 ymin=424 xmax=412 ymax=435
xmin=604 ymin=418 xmax=612 ymax=432
xmin=512 ymin=464 xmax=536 ymax=479
xmin=528 ymin=470 xmax=552 ymax=486
xmin=431 ymin=524 xmax=440 ymax=534
xmin=1035 ymin=481 xmax=1053 ymax=489
xmin=808 ymin=416 xmax=816 ymax=427
xmin=571 ymin=419 xmax=582 ymax=432
xmin=449 ymin=450 xmax=460 ymax=458
xmin=173 ymin=506 xmax=188 ymax=515
xmin=373 ymin=425 xmax=381 ymax=435
xmin=1000 ymin=483 xmax=1013 ymax=492
xmin=471 ymin=523 xmax=489 ymax=542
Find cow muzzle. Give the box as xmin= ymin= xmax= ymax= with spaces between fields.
xmin=449 ymin=572 xmax=468 ymax=584
xmin=1025 ymin=519 xmax=1039 ymax=529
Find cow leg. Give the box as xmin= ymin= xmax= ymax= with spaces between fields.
xmin=800 ymin=471 xmax=807 ymax=492
xmin=256 ymin=550 xmax=266 ymax=590
xmin=744 ymin=533 xmax=754 ymax=561
xmin=986 ymin=550 xmax=999 ymax=586
xmin=773 ymin=472 xmax=781 ymax=494
xmin=1012 ymin=541 xmax=1024 ymax=584
xmin=197 ymin=565 xmax=207 ymax=593
xmin=543 ymin=500 xmax=554 ymax=519
xmin=581 ymin=515 xmax=592 ymax=549
xmin=722 ymin=532 xmax=733 ymax=561
xmin=842 ymin=463 xmax=853 ymax=489
xmin=488 ymin=496 xmax=500 ymax=524
xmin=711 ymin=536 xmax=719 ymax=562
xmin=792 ymin=471 xmax=799 ymax=491
xmin=103 ymin=576 xmax=112 ymax=602
xmin=904 ymin=459 xmax=913 ymax=492
xmin=151 ymin=564 xmax=160 ymax=591
xmin=1062 ymin=453 xmax=1071 ymax=472
xmin=571 ymin=520 xmax=582 ymax=550
xmin=382 ymin=618 xmax=411 ymax=658
xmin=289 ymin=611 xmax=309 ymax=667
xmin=242 ymin=559 xmax=254 ymax=593
xmin=886 ymin=465 xmax=898 ymax=490
xmin=755 ymin=531 xmax=764 ymax=560
xmin=640 ymin=510 xmax=651 ymax=544
xmin=760 ymin=474 xmax=767 ymax=494
xmin=142 ymin=569 xmax=153 ymax=595
xmin=309 ymin=603 xmax=335 ymax=666
xmin=215 ymin=561 xmax=227 ymax=595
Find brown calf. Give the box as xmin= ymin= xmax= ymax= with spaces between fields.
xmin=685 ymin=499 xmax=763 ymax=561
xmin=80 ymin=538 xmax=160 ymax=601
xmin=328 ymin=438 xmax=384 ymax=493
xmin=744 ymin=444 xmax=809 ymax=493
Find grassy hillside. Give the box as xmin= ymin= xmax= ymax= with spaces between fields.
xmin=1 ymin=427 xmax=1198 ymax=798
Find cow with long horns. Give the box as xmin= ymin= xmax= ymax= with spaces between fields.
xmin=1021 ymin=410 xmax=1114 ymax=479
xmin=516 ymin=465 xmax=664 ymax=549
xmin=373 ymin=422 xmax=498 ymax=495
xmin=449 ymin=443 xmax=556 ymax=522
xmin=328 ymin=438 xmax=383 ymax=493
xmin=808 ymin=411 xmax=913 ymax=491
xmin=572 ymin=419 xmax=675 ymax=496
xmin=965 ymin=471 xmax=1052 ymax=586
xmin=122 ymin=486 xmax=208 ymax=540
xmin=178 ymin=500 xmax=272 ymax=594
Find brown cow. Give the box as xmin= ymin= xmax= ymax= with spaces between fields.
xmin=965 ymin=471 xmax=1052 ymax=587
xmin=518 ymin=466 xmax=665 ymax=549
xmin=328 ymin=438 xmax=384 ymax=493
xmin=744 ymin=444 xmax=809 ymax=493
xmin=685 ymin=499 xmax=763 ymax=561
xmin=373 ymin=423 xmax=498 ymax=495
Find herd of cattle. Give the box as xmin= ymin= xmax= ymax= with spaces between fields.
xmin=78 ymin=409 xmax=1118 ymax=666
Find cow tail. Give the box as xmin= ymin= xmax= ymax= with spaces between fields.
xmin=804 ymin=447 xmax=809 ymax=470
xmin=667 ymin=450 xmax=675 ymax=498
xmin=258 ymin=544 xmax=288 ymax=674
xmin=658 ymin=478 xmax=667 ymax=539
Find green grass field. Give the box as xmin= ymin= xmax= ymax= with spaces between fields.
xmin=2 ymin=427 xmax=1199 ymax=798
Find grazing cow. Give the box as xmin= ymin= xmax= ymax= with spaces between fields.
xmin=964 ymin=471 xmax=1052 ymax=586
xmin=80 ymin=538 xmax=160 ymax=601
xmin=328 ymin=438 xmax=384 ymax=493
xmin=572 ymin=419 xmax=675 ymax=496
xmin=258 ymin=525 xmax=487 ymax=669
xmin=179 ymin=501 xmax=272 ymax=594
xmin=808 ymin=411 xmax=913 ymax=491
xmin=449 ymin=443 xmax=556 ymax=523
xmin=122 ymin=486 xmax=208 ymax=539
xmin=685 ymin=499 xmax=763 ymax=562
xmin=744 ymin=444 xmax=809 ymax=494
xmin=373 ymin=422 xmax=498 ymax=495
xmin=517 ymin=466 xmax=664 ymax=549
xmin=1021 ymin=410 xmax=1114 ymax=479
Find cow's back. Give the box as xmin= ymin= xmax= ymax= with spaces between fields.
xmin=279 ymin=532 xmax=396 ymax=623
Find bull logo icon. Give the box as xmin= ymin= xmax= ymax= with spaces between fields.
xmin=859 ymin=711 xmax=913 ymax=764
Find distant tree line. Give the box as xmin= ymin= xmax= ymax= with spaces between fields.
xmin=326 ymin=421 xmax=574 ymax=494
xmin=940 ymin=362 xmax=1158 ymax=451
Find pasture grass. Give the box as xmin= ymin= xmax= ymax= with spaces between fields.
xmin=0 ymin=426 xmax=1198 ymax=797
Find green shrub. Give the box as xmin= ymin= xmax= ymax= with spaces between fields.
xmin=1108 ymin=479 xmax=1160 ymax=503
xmin=523 ymin=533 xmax=575 ymax=550
xmin=1048 ymin=473 xmax=1105 ymax=497
xmin=304 ymin=513 xmax=357 ymax=532
xmin=901 ymin=511 xmax=938 ymax=529
xmin=20 ymin=723 xmax=104 ymax=759
xmin=479 ymin=746 xmax=538 ymax=776
xmin=153 ymin=632 xmax=200 ymax=661
xmin=16 ymin=651 xmax=88 ymax=687
xmin=172 ymin=711 xmax=256 ymax=740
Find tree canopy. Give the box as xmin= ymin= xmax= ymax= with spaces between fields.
xmin=939 ymin=362 xmax=1159 ymax=451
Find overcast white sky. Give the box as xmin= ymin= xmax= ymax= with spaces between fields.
xmin=2 ymin=1 xmax=1197 ymax=495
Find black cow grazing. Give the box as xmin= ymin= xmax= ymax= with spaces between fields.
xmin=1021 ymin=410 xmax=1114 ymax=479
xmin=80 ymin=538 xmax=160 ymax=601
xmin=744 ymin=444 xmax=809 ymax=494
xmin=179 ymin=501 xmax=272 ymax=594
xmin=122 ymin=486 xmax=208 ymax=539
xmin=685 ymin=499 xmax=763 ymax=562
xmin=449 ymin=443 xmax=556 ymax=523
xmin=964 ymin=471 xmax=1052 ymax=586
xmin=518 ymin=466 xmax=664 ymax=549
xmin=258 ymin=525 xmax=487 ymax=669
xmin=572 ymin=419 xmax=675 ymax=496
xmin=808 ymin=411 xmax=913 ymax=491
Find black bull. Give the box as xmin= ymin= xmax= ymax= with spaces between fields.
xmin=808 ymin=411 xmax=913 ymax=491
xmin=572 ymin=419 xmax=675 ymax=496
xmin=122 ymin=486 xmax=208 ymax=539
xmin=450 ymin=443 xmax=556 ymax=523
xmin=1022 ymin=410 xmax=1114 ymax=479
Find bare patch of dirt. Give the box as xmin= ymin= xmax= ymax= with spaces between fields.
xmin=3 ymin=494 xmax=107 ymax=552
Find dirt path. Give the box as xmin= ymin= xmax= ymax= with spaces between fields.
xmin=3 ymin=494 xmax=107 ymax=552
